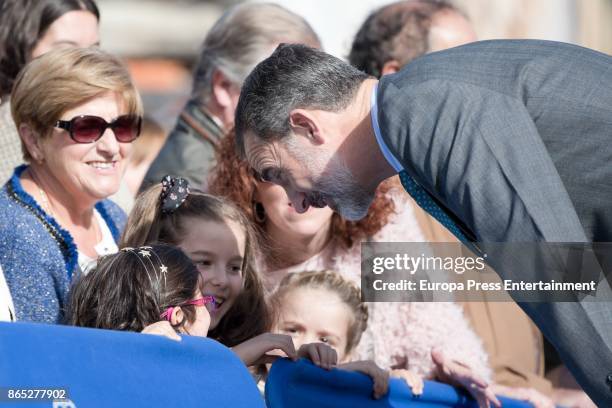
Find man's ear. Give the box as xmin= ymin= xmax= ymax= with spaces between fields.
xmin=211 ymin=69 xmax=237 ymax=109
xmin=19 ymin=123 xmax=44 ymax=163
xmin=170 ymin=306 xmax=185 ymax=327
xmin=381 ymin=60 xmax=401 ymax=76
xmin=288 ymin=109 xmax=325 ymax=146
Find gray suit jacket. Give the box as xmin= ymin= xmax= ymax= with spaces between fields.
xmin=377 ymin=40 xmax=612 ymax=404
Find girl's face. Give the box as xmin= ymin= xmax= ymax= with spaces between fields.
xmin=274 ymin=286 xmax=353 ymax=363
xmin=178 ymin=217 xmax=246 ymax=330
xmin=255 ymin=181 xmax=334 ymax=239
xmin=179 ymin=289 xmax=212 ymax=338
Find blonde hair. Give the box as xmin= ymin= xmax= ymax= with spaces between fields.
xmin=11 ymin=46 xmax=143 ymax=161
xmin=270 ymin=270 xmax=369 ymax=354
xmin=121 ymin=183 xmax=270 ymax=347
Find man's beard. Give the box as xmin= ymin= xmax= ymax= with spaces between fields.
xmin=313 ymin=158 xmax=374 ymax=220
xmin=289 ymin=142 xmax=375 ymax=221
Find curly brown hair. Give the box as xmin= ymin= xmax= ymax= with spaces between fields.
xmin=208 ymin=130 xmax=398 ymax=254
xmin=68 ymin=244 xmax=200 ymax=333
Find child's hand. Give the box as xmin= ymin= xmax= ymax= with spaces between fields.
xmin=390 ymin=369 xmax=424 ymax=396
xmin=297 ymin=342 xmax=338 ymax=370
xmin=232 ymin=333 xmax=297 ymax=366
xmin=141 ymin=321 xmax=181 ymax=341
xmin=338 ymin=360 xmax=390 ymax=399
xmin=431 ymin=349 xmax=501 ymax=408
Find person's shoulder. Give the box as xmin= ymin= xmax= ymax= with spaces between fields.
xmin=371 ymin=186 xmax=426 ymax=243
xmin=165 ymin=115 xmax=217 ymax=155
xmin=0 ymin=186 xmax=43 ymax=246
xmin=380 ymin=39 xmax=602 ymax=93
xmin=0 ymin=171 xmax=36 ymax=222
xmin=145 ymin=126 xmax=211 ymax=187
xmin=0 ymin=186 xmax=21 ymax=228
xmin=97 ymin=199 xmax=127 ymax=239
xmin=98 ymin=198 xmax=125 ymax=216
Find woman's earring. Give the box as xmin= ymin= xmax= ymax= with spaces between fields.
xmin=253 ymin=201 xmax=266 ymax=223
xmin=32 ymin=154 xmax=44 ymax=164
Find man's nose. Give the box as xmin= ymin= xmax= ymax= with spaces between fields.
xmin=289 ymin=191 xmax=309 ymax=214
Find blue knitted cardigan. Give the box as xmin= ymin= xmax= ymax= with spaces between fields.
xmin=0 ymin=165 xmax=126 ymax=323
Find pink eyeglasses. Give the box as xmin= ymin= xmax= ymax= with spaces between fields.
xmin=160 ymin=295 xmax=216 ymax=321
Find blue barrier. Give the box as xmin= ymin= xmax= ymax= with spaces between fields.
xmin=266 ymin=358 xmax=534 ymax=408
xmin=0 ymin=322 xmax=264 ymax=408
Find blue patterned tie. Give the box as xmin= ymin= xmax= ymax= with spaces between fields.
xmin=399 ymin=170 xmax=468 ymax=243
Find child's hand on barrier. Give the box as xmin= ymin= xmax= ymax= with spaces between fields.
xmin=431 ymin=348 xmax=501 ymax=408
xmin=338 ymin=360 xmax=390 ymax=399
xmin=141 ymin=321 xmax=182 ymax=341
xmin=232 ymin=333 xmax=297 ymax=366
xmin=390 ymin=369 xmax=424 ymax=396
xmin=297 ymin=342 xmax=338 ymax=370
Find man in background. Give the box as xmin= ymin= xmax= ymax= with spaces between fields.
xmin=349 ymin=0 xmax=475 ymax=80
xmin=142 ymin=3 xmax=321 ymax=190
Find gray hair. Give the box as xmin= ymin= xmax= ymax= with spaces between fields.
xmin=190 ymin=2 xmax=321 ymax=106
xmin=235 ymin=44 xmax=369 ymax=157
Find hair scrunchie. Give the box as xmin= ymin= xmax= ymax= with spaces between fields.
xmin=160 ymin=175 xmax=190 ymax=214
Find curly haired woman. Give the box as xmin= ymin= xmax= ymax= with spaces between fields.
xmin=209 ymin=132 xmax=492 ymax=385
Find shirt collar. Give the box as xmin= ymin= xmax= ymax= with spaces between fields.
xmin=370 ymin=83 xmax=404 ymax=172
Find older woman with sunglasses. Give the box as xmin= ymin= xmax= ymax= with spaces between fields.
xmin=0 ymin=47 xmax=142 ymax=323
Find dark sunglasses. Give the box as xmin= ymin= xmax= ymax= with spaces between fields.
xmin=55 ymin=114 xmax=142 ymax=143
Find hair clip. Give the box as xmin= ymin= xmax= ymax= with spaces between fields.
xmin=121 ymin=246 xmax=169 ymax=296
xmin=160 ymin=175 xmax=190 ymax=214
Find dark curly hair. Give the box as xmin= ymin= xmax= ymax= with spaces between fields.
xmin=348 ymin=0 xmax=459 ymax=78
xmin=0 ymin=0 xmax=99 ymax=97
xmin=67 ymin=244 xmax=200 ymax=333
xmin=209 ymin=130 xmax=398 ymax=265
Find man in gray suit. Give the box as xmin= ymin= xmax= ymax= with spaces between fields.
xmin=234 ymin=41 xmax=612 ymax=404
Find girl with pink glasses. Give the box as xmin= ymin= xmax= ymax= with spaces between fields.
xmin=68 ymin=243 xmax=213 ymax=337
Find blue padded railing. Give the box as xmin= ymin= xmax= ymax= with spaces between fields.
xmin=266 ymin=358 xmax=534 ymax=408
xmin=0 ymin=322 xmax=264 ymax=408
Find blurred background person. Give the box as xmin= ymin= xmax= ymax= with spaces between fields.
xmin=113 ymin=116 xmax=167 ymax=208
xmin=0 ymin=47 xmax=142 ymax=323
xmin=141 ymin=2 xmax=321 ymax=191
xmin=0 ymin=0 xmax=100 ymax=183
xmin=349 ymin=0 xmax=475 ymax=78
xmin=346 ymin=2 xmax=595 ymax=406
